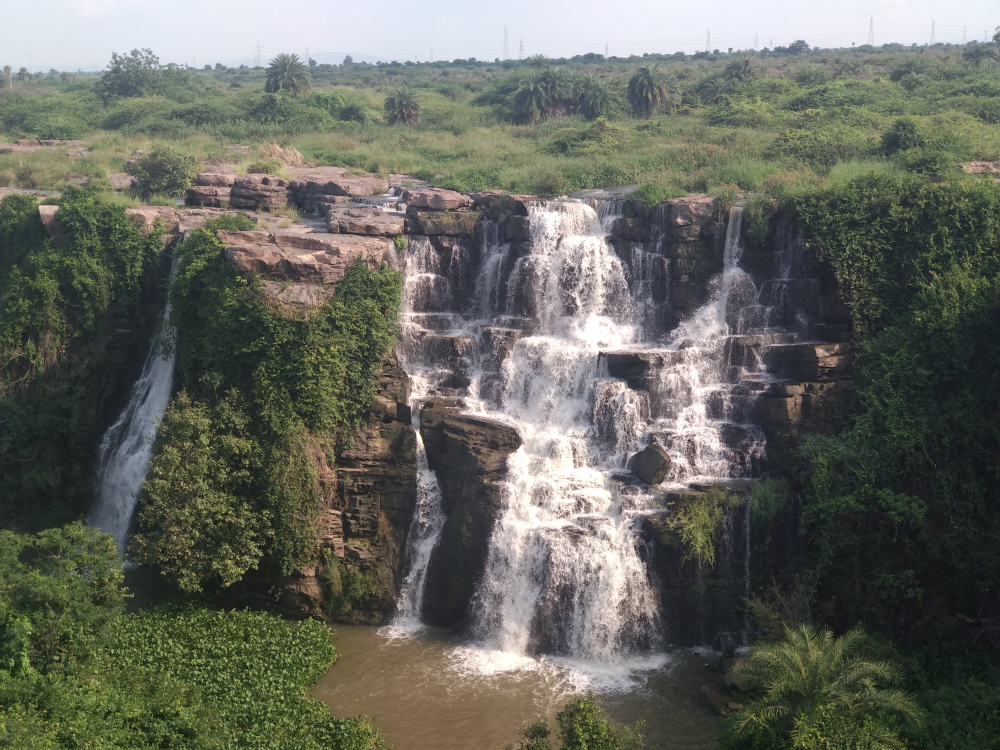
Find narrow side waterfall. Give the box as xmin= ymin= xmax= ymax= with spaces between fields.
xmin=88 ymin=261 xmax=177 ymax=552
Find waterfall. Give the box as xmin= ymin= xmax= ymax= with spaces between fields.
xmin=393 ymin=198 xmax=809 ymax=660
xmin=88 ymin=259 xmax=178 ymax=552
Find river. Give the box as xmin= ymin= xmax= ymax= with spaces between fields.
xmin=316 ymin=625 xmax=724 ymax=750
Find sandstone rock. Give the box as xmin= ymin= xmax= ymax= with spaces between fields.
xmin=230 ymin=174 xmax=289 ymax=211
xmin=287 ymin=167 xmax=389 ymax=211
xmin=468 ymin=192 xmax=534 ymax=215
xmin=402 ymin=187 xmax=473 ymax=211
xmin=326 ymin=205 xmax=405 ymax=236
xmin=420 ymin=400 xmax=522 ymax=629
xmin=37 ymin=205 xmax=66 ymax=248
xmin=764 ymin=342 xmax=853 ymax=382
xmin=405 ymin=209 xmax=479 ymax=236
xmin=218 ymin=229 xmax=392 ymax=291
xmin=195 ymin=171 xmax=237 ymax=187
xmin=185 ymin=185 xmax=231 ymax=207
xmin=628 ymin=444 xmax=671 ymax=485
xmin=662 ymin=194 xmax=715 ymax=227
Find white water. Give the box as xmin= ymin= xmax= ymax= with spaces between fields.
xmin=392 ymin=199 xmax=796 ymax=674
xmin=89 ymin=260 xmax=178 ymax=552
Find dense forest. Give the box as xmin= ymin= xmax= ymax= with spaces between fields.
xmin=2 ymin=32 xmax=1000 ymax=750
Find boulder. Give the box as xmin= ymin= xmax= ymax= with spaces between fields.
xmin=628 ymin=444 xmax=671 ymax=485
xmin=219 ymin=229 xmax=391 ymax=282
xmin=326 ymin=205 xmax=405 ymax=236
xmin=287 ymin=167 xmax=389 ymax=213
xmin=185 ymin=185 xmax=230 ymax=207
xmin=195 ymin=171 xmax=237 ymax=187
xmin=402 ymin=188 xmax=473 ymax=211
xmin=230 ymin=174 xmax=288 ymax=211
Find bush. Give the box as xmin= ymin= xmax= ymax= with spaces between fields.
xmin=247 ymin=158 xmax=282 ymax=174
xmin=125 ymin=146 xmax=198 ymax=199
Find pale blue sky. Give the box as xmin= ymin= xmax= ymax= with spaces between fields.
xmin=1 ymin=0 xmax=996 ymax=71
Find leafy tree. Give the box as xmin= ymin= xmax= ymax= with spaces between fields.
xmin=724 ymin=54 xmax=763 ymax=81
xmin=124 ymin=146 xmax=198 ymax=199
xmin=787 ymin=40 xmax=811 ymax=55
xmin=131 ymin=392 xmax=268 ymax=593
xmin=728 ymin=625 xmax=922 ymax=749
xmin=962 ymin=43 xmax=998 ymax=68
xmin=557 ymin=693 xmax=644 ymax=750
xmin=99 ymin=48 xmax=162 ymax=101
xmin=880 ymin=117 xmax=925 ymax=155
xmin=16 ymin=67 xmax=28 ymax=82
xmin=627 ymin=66 xmax=674 ymax=117
xmin=384 ymin=85 xmax=422 ymax=126
xmin=795 ymin=67 xmax=830 ymax=86
xmin=264 ymin=53 xmax=312 ymax=98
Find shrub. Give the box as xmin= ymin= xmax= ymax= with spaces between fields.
xmin=124 ymin=146 xmax=198 ymax=199
xmin=247 ymin=158 xmax=282 ymax=174
xmin=880 ymin=117 xmax=925 ymax=154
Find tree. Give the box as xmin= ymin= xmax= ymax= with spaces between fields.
xmin=697 ymin=76 xmax=732 ymax=104
xmin=264 ymin=53 xmax=311 ymax=97
xmin=728 ymin=625 xmax=923 ymax=748
xmin=99 ymin=48 xmax=162 ymax=100
xmin=528 ymin=53 xmax=549 ymax=68
xmin=514 ymin=71 xmax=550 ymax=123
xmin=16 ymin=67 xmax=28 ymax=82
xmin=343 ymin=55 xmax=354 ymax=66
xmin=962 ymin=43 xmax=998 ymax=68
xmin=627 ymin=66 xmax=674 ymax=117
xmin=579 ymin=74 xmax=623 ymax=120
xmin=787 ymin=39 xmax=811 ymax=55
xmin=723 ymin=53 xmax=763 ymax=81
xmin=2 ymin=65 xmax=11 ymax=90
xmin=124 ymin=146 xmax=198 ymax=199
xmin=384 ymin=85 xmax=422 ymax=125
xmin=994 ymin=24 xmax=1000 ymax=49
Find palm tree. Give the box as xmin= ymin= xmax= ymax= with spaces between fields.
xmin=384 ymin=86 xmax=421 ymax=126
xmin=513 ymin=71 xmax=550 ymax=123
xmin=627 ymin=66 xmax=674 ymax=117
xmin=994 ymin=25 xmax=1000 ymax=49
xmin=2 ymin=65 xmax=11 ymax=90
xmin=579 ymin=74 xmax=623 ymax=120
xmin=16 ymin=67 xmax=28 ymax=82
xmin=962 ymin=43 xmax=998 ymax=68
xmin=729 ymin=625 xmax=923 ymax=747
xmin=528 ymin=54 xmax=549 ymax=69
xmin=264 ymin=53 xmax=311 ymax=98
xmin=697 ymin=76 xmax=731 ymax=104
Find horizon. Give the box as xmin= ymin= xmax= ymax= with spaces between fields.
xmin=1 ymin=0 xmax=996 ymax=72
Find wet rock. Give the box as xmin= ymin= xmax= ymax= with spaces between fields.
xmin=326 ymin=204 xmax=405 ymax=236
xmin=763 ymin=342 xmax=853 ymax=382
xmin=628 ymin=444 xmax=671 ymax=485
xmin=420 ymin=400 xmax=522 ymax=630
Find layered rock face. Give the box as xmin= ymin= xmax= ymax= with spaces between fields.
xmin=418 ymin=400 xmax=522 ymax=628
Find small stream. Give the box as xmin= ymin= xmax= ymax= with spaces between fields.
xmin=316 ymin=626 xmax=723 ymax=750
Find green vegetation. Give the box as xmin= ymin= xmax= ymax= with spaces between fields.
xmin=725 ymin=625 xmax=921 ymax=749
xmin=669 ymin=487 xmax=743 ymax=567
xmin=265 ymin=53 xmax=312 ymax=99
xmin=132 ymin=223 xmax=401 ymax=592
xmin=0 ymin=188 xmax=163 ymax=528
xmin=384 ymin=86 xmax=421 ymax=126
xmin=0 ymin=523 xmax=382 ymax=749
xmin=125 ymin=145 xmax=198 ymax=198
xmin=506 ymin=693 xmax=644 ymax=750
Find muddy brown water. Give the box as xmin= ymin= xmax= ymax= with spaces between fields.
xmin=316 ymin=625 xmax=724 ymax=750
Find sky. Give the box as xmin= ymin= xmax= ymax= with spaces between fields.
xmin=0 ymin=0 xmax=996 ymax=72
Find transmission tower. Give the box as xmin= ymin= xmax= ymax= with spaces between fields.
xmin=706 ymin=29 xmax=711 ymax=53
xmin=519 ymin=37 xmax=524 ymax=60
xmin=503 ymin=26 xmax=509 ymax=60
xmin=867 ymin=16 xmax=874 ymax=46
xmin=929 ymin=19 xmax=935 ymax=45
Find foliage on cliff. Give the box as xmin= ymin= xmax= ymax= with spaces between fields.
xmin=789 ymin=175 xmax=1000 ymax=627
xmin=0 ymin=523 xmax=383 ymax=750
xmin=0 ymin=189 xmax=163 ymax=528
xmin=132 ymin=225 xmax=401 ymax=592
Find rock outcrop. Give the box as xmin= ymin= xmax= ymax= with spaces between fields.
xmin=287 ymin=166 xmax=389 ymax=214
xmin=419 ymin=400 xmax=522 ymax=629
xmin=229 ymin=174 xmax=289 ymax=211
xmin=326 ymin=205 xmax=405 ymax=236
xmin=628 ymin=444 xmax=671 ymax=485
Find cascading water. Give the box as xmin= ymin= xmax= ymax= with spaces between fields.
xmin=393 ymin=198 xmax=813 ymax=663
xmin=89 ymin=259 xmax=178 ymax=552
